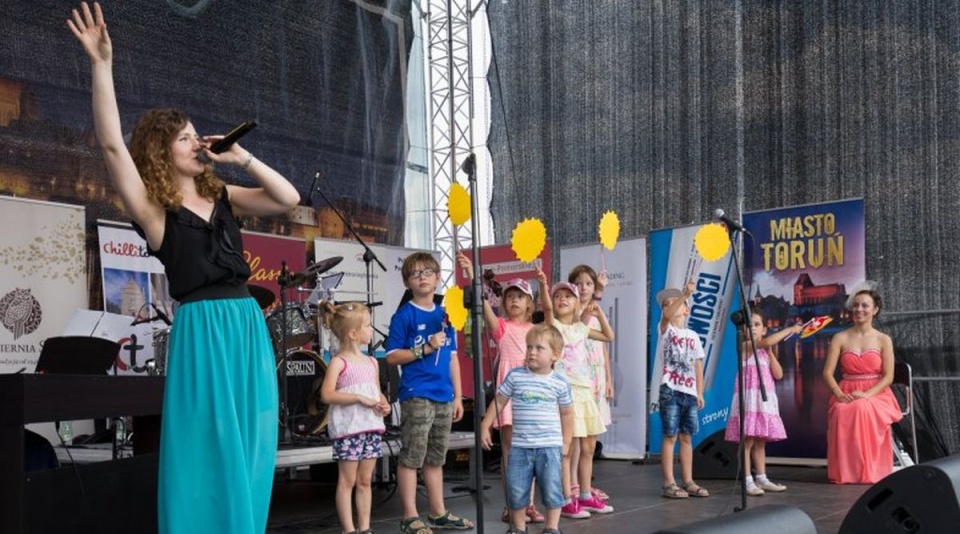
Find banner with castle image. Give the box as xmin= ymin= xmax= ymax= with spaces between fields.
xmin=0 ymin=196 xmax=86 ymax=374
xmin=742 ymin=198 xmax=865 ymax=460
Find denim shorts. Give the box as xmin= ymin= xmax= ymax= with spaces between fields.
xmin=505 ymin=446 xmax=564 ymax=510
xmin=399 ymin=398 xmax=453 ymax=468
xmin=659 ymin=384 xmax=699 ymax=436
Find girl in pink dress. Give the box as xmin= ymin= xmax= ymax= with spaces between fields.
xmin=823 ymin=284 xmax=903 ymax=484
xmin=318 ymin=302 xmax=391 ymax=534
xmin=725 ymin=311 xmax=801 ymax=496
xmin=457 ymin=254 xmax=544 ymax=523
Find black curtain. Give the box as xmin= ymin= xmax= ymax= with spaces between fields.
xmin=488 ymin=0 xmax=960 ymax=456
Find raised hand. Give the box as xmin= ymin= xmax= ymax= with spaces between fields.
xmin=456 ymin=252 xmax=474 ymax=279
xmin=67 ymin=2 xmax=112 ymax=64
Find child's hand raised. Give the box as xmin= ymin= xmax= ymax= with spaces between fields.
xmin=683 ymin=281 xmax=696 ymax=296
xmin=456 ymin=252 xmax=473 ymax=279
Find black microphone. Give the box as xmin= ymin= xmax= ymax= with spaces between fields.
xmin=151 ymin=303 xmax=172 ymax=326
xmin=714 ymin=208 xmax=752 ymax=236
xmin=209 ymin=120 xmax=258 ymax=154
xmin=460 ymin=153 xmax=476 ymax=175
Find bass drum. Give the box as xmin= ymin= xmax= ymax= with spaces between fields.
xmin=277 ymin=349 xmax=328 ymax=437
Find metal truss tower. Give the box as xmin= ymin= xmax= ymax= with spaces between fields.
xmin=426 ymin=0 xmax=475 ymax=288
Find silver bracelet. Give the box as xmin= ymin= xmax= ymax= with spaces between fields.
xmin=240 ymin=152 xmax=254 ymax=170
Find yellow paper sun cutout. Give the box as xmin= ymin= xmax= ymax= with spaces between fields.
xmin=694 ymin=223 xmax=731 ymax=261
xmin=510 ymin=218 xmax=547 ymax=263
xmin=444 ymin=285 xmax=468 ymax=331
xmin=447 ymin=183 xmax=471 ymax=226
xmin=598 ymin=211 xmax=620 ymax=251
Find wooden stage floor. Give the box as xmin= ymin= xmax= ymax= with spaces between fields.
xmin=267 ymin=459 xmax=868 ymax=534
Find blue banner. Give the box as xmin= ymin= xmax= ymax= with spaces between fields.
xmin=648 ymin=225 xmax=741 ymax=453
xmin=742 ymin=199 xmax=865 ymax=460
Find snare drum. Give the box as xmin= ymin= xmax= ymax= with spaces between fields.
xmin=266 ymin=304 xmax=317 ymax=350
xmin=278 ymin=349 xmax=328 ymax=436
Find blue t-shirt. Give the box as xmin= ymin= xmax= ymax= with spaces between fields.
xmin=498 ymin=367 xmax=572 ymax=448
xmin=385 ymin=301 xmax=457 ymax=402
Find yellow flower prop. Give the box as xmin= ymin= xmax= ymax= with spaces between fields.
xmin=447 ymin=182 xmax=471 ymax=226
xmin=444 ymin=285 xmax=468 ymax=331
xmin=598 ymin=210 xmax=620 ymax=251
xmin=511 ymin=218 xmax=547 ymax=263
xmin=694 ymin=223 xmax=732 ymax=261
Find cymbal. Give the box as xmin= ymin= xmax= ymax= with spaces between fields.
xmin=247 ymin=284 xmax=276 ymax=309
xmin=287 ymin=256 xmax=344 ymax=286
xmin=306 ymin=256 xmax=343 ymax=277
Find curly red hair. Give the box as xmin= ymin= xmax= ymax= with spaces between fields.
xmin=129 ymin=109 xmax=223 ymax=210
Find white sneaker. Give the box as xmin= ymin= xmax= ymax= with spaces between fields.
xmin=756 ymin=479 xmax=787 ymax=492
xmin=745 ymin=483 xmax=765 ymax=496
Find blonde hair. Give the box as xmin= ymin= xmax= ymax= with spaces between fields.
xmin=129 ymin=109 xmax=224 ymax=210
xmin=318 ymin=301 xmax=369 ymax=343
xmin=526 ymin=323 xmax=564 ymax=354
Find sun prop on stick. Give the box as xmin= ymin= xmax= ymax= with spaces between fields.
xmin=443 ymin=285 xmax=468 ymax=331
xmin=694 ymin=223 xmax=732 ymax=261
xmin=598 ymin=211 xmax=620 ymax=251
xmin=510 ymin=218 xmax=547 ymax=264
xmin=447 ymin=182 xmax=471 ymax=226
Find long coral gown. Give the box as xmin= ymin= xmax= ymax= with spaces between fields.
xmin=826 ymin=349 xmax=903 ymax=484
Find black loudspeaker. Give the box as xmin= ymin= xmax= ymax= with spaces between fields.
xmin=840 ymin=454 xmax=960 ymax=533
xmin=653 ymin=504 xmax=815 ymax=534
xmin=692 ymin=429 xmax=739 ymax=479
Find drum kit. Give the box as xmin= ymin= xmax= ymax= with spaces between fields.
xmin=257 ymin=255 xmax=346 ymax=439
xmin=150 ymin=255 xmax=348 ymax=440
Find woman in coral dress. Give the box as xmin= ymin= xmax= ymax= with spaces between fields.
xmin=823 ymin=284 xmax=903 ymax=484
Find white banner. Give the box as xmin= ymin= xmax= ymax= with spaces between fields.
xmin=97 ymin=221 xmax=170 ymax=375
xmin=559 ymin=238 xmax=647 ymax=459
xmin=0 ymin=197 xmax=86 ymax=374
xmin=313 ymin=238 xmax=438 ymax=357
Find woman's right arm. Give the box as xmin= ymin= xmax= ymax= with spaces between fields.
xmin=823 ymin=332 xmax=852 ymax=403
xmin=68 ymin=3 xmax=163 ymax=244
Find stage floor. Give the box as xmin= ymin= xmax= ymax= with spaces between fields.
xmin=267 ymin=459 xmax=869 ymax=534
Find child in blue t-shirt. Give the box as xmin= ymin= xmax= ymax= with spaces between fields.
xmin=385 ymin=252 xmax=473 ymax=534
xmin=481 ymin=323 xmax=573 ymax=534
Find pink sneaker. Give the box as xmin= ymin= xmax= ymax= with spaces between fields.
xmin=560 ymin=497 xmax=591 ymax=519
xmin=579 ymin=495 xmax=614 ymax=514
xmin=591 ymin=488 xmax=610 ymax=501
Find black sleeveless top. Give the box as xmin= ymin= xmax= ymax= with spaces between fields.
xmin=134 ymin=188 xmax=251 ymax=302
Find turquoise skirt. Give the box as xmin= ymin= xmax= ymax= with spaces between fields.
xmin=158 ymin=296 xmax=278 ymax=533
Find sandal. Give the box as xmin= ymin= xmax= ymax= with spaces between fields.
xmin=426 ymin=511 xmax=474 ymax=530
xmin=680 ymin=480 xmax=710 ymax=498
xmin=400 ymin=517 xmax=432 ymax=534
xmin=525 ymin=504 xmax=545 ymax=523
xmin=661 ymin=483 xmax=689 ymax=499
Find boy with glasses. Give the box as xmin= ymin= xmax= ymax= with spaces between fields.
xmin=385 ymin=252 xmax=473 ymax=533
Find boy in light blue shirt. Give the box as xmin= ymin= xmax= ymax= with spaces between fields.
xmin=481 ymin=324 xmax=573 ymax=534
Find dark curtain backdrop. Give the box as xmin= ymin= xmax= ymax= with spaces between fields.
xmin=0 ymin=0 xmax=412 ymax=245
xmin=488 ymin=0 xmax=960 ymax=456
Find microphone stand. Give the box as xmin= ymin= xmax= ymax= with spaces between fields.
xmin=278 ymin=260 xmax=293 ymax=444
xmin=461 ymin=153 xmax=486 ymax=533
xmin=312 ymin=184 xmax=386 ymax=360
xmin=723 ymin=223 xmax=766 ymax=513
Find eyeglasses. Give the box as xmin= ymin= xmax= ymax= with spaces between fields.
xmin=408 ymin=268 xmax=436 ymax=279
